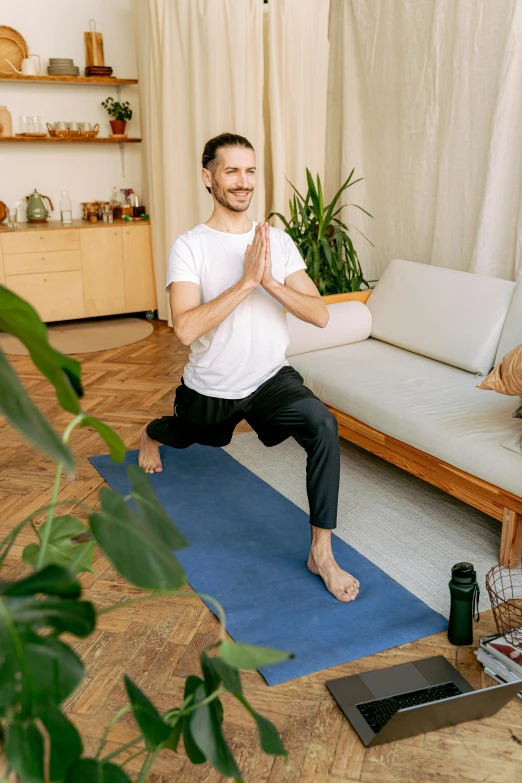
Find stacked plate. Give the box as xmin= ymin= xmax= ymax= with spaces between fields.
xmin=47 ymin=58 xmax=79 ymax=76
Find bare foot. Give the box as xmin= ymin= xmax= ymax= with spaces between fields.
xmin=307 ymin=552 xmax=360 ymax=602
xmin=138 ymin=428 xmax=163 ymax=475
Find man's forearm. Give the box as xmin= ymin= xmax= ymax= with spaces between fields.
xmin=264 ymin=280 xmax=329 ymax=327
xmin=173 ymin=280 xmax=254 ymax=346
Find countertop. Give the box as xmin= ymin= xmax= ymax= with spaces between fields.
xmin=0 ymin=219 xmax=150 ymax=234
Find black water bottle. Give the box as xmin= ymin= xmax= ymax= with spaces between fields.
xmin=448 ymin=562 xmax=480 ymax=645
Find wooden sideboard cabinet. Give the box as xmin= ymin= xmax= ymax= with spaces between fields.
xmin=0 ymin=220 xmax=157 ymax=323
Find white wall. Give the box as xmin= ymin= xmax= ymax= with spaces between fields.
xmin=0 ymin=0 xmax=143 ymax=221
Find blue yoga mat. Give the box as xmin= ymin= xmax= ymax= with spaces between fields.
xmin=90 ymin=446 xmax=447 ymax=685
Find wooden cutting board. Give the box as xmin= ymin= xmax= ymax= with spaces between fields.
xmin=84 ymin=21 xmax=105 ymax=67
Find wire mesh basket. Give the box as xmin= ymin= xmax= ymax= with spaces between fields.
xmin=485 ymin=559 xmax=522 ymax=649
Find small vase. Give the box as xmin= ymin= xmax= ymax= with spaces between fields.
xmin=0 ymin=106 xmax=13 ymax=138
xmin=110 ymin=120 xmax=126 ymax=135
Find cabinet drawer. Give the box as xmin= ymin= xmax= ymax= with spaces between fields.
xmin=1 ymin=229 xmax=80 ymax=255
xmin=4 ymin=250 xmax=82 ymax=276
xmin=6 ymin=271 xmax=85 ymax=322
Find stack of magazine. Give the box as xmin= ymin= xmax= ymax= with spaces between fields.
xmin=475 ymin=632 xmax=522 ymax=699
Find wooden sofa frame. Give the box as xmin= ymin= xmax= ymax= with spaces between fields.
xmin=321 ymin=291 xmax=522 ymax=567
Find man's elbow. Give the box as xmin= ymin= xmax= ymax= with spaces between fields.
xmin=316 ymin=307 xmax=329 ymax=329
xmin=172 ymin=316 xmax=192 ymax=346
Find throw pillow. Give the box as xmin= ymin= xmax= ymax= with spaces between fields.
xmin=477 ymin=343 xmax=522 ymax=396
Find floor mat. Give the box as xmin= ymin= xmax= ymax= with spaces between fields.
xmin=90 ymin=445 xmax=447 ymax=685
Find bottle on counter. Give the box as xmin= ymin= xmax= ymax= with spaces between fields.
xmin=60 ymin=190 xmax=73 ymax=225
xmin=110 ymin=186 xmax=121 ymax=206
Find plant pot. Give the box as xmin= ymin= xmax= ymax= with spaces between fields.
xmin=110 ymin=120 xmax=126 ymax=135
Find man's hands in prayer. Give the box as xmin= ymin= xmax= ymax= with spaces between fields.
xmin=242 ymin=223 xmax=266 ymax=290
xmin=242 ymin=222 xmax=273 ymax=291
xmin=259 ymin=222 xmax=274 ymax=289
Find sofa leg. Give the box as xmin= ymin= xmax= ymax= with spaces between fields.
xmin=500 ymin=508 xmax=522 ymax=567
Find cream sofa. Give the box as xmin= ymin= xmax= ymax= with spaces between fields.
xmin=286 ymin=259 xmax=522 ymax=566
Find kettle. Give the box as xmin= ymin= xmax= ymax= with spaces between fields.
xmin=6 ymin=54 xmax=41 ymax=76
xmin=26 ymin=190 xmax=54 ymax=223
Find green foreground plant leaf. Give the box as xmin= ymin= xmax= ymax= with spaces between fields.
xmin=190 ymin=683 xmax=242 ymax=780
xmin=65 ymin=758 xmax=132 ymax=783
xmin=201 ymin=653 xmax=286 ymax=758
xmin=219 ymin=640 xmax=294 ymax=670
xmin=39 ymin=707 xmax=84 ymax=781
xmin=127 ymin=465 xmax=190 ymax=551
xmin=0 ymin=564 xmax=82 ymax=598
xmin=236 ymin=694 xmax=287 ymax=756
xmin=80 ymin=416 xmax=125 ymax=464
xmin=0 ymin=286 xmax=83 ymax=413
xmin=7 ymin=596 xmax=95 ymax=637
xmin=5 ymin=719 xmax=44 ymax=782
xmin=124 ymin=675 xmax=171 ymax=749
xmin=0 ymin=348 xmax=75 ymax=472
xmin=23 ymin=515 xmax=95 ymax=575
xmin=89 ymin=481 xmax=186 ymax=590
xmin=182 ymin=676 xmax=206 ymax=764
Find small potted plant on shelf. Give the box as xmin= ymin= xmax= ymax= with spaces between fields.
xmin=101 ymin=96 xmax=132 ymax=136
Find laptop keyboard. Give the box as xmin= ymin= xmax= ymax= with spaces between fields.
xmin=356 ymin=681 xmax=463 ymax=733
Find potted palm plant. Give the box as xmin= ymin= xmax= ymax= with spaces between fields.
xmin=101 ymin=97 xmax=133 ymax=135
xmin=269 ymin=169 xmax=374 ymax=295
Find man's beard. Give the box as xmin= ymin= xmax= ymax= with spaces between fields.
xmin=212 ymin=185 xmax=253 ymax=213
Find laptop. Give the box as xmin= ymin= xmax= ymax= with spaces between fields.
xmin=326 ymin=655 xmax=521 ymax=746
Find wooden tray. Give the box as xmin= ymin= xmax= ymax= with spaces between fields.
xmin=0 ymin=26 xmax=28 ymax=76
xmin=15 ymin=132 xmax=47 ymax=138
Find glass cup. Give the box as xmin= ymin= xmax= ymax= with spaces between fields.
xmin=19 ymin=115 xmax=27 ymax=133
xmin=102 ymin=205 xmax=113 ymax=224
xmin=7 ymin=208 xmax=18 ymax=229
xmin=26 ymin=116 xmax=40 ymax=133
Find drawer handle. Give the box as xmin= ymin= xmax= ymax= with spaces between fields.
xmin=43 ymin=278 xmax=47 ymax=283
xmin=40 ymin=236 xmax=44 ymax=240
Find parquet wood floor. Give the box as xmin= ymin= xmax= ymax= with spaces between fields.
xmin=1 ymin=319 xmax=522 ymax=782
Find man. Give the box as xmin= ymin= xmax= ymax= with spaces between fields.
xmin=139 ymin=132 xmax=359 ymax=603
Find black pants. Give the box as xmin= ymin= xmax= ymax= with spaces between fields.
xmin=146 ymin=367 xmax=340 ymax=530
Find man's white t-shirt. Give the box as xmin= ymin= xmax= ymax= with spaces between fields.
xmin=166 ymin=221 xmax=306 ymax=399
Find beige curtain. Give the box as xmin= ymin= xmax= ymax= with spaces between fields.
xmin=266 ymin=0 xmax=330 ymax=224
xmin=326 ymin=0 xmax=522 ymax=282
xmin=132 ymin=0 xmax=265 ymax=321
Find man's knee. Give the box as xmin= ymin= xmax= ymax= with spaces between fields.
xmin=301 ymin=400 xmax=338 ymax=441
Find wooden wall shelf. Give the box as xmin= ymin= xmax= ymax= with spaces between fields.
xmin=0 ymin=137 xmax=141 ymax=144
xmin=0 ymin=74 xmax=138 ymax=86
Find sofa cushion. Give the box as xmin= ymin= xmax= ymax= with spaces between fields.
xmin=477 ymin=343 xmax=522 ymax=395
xmin=286 ymin=300 xmax=371 ymax=358
xmin=495 ymin=282 xmax=522 ymax=365
xmin=502 ymin=432 xmax=522 ymax=456
xmin=367 ymin=259 xmax=516 ymax=375
xmin=290 ymin=338 xmax=522 ymax=497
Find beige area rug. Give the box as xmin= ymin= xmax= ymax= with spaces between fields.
xmin=223 ymin=433 xmax=501 ymax=617
xmin=0 ymin=318 xmax=154 ymax=355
